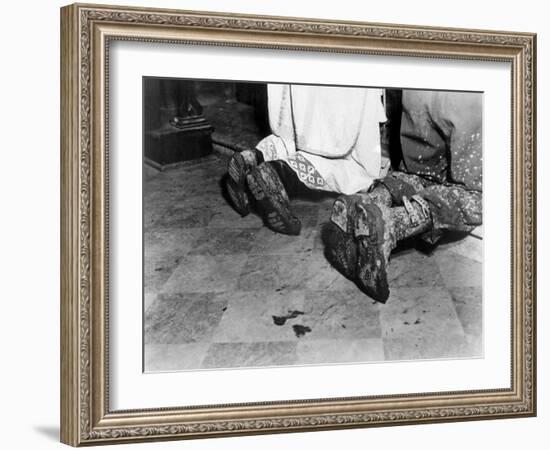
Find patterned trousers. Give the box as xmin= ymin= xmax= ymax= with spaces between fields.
xmin=375 ymin=171 xmax=482 ymax=244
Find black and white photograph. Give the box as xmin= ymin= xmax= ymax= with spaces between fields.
xmin=143 ymin=78 xmax=483 ymax=372
xmin=1 ymin=0 xmax=544 ymax=447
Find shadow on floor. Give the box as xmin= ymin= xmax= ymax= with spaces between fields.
xmin=33 ymin=425 xmax=59 ymax=441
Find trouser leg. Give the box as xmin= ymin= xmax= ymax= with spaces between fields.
xmin=418 ymin=184 xmax=482 ymax=233
xmin=374 ymin=172 xmax=483 ymax=244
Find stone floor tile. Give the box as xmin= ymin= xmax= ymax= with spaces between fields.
xmin=144 ymin=163 xmax=160 ymax=181
xmin=144 ymin=343 xmax=210 ymax=372
xmin=212 ymin=290 xmax=306 ymax=342
xmin=144 ymin=291 xmax=157 ymax=313
xmin=437 ymin=234 xmax=483 ymax=263
xmin=201 ymin=342 xmax=298 ymax=369
xmin=304 ymin=253 xmax=360 ymax=292
xmin=145 ymin=292 xmax=228 ymax=344
xmin=206 ymin=206 xmax=264 ymax=229
xmin=449 ymin=286 xmax=483 ymax=337
xmin=388 ymin=249 xmax=445 ymax=288
xmin=168 ymin=188 xmax=229 ymax=212
xmin=144 ymin=253 xmax=184 ymax=293
xmin=298 ymin=290 xmax=382 ymax=340
xmin=143 ymin=153 xmax=484 ymax=370
xmin=145 ymin=227 xmax=203 ymax=259
xmin=237 ymin=254 xmax=311 ymax=291
xmin=383 ymin=333 xmax=469 ymax=361
xmin=249 ymin=227 xmax=318 ymax=256
xmin=290 ymin=203 xmax=321 ymax=229
xmin=290 ymin=202 xmax=320 ymax=217
xmin=312 ymin=227 xmax=325 ymax=251
xmin=155 ymin=205 xmax=216 ymax=229
xmin=189 ymin=228 xmax=257 ymax=256
xmin=433 ymin=251 xmax=483 ymax=288
xmin=460 ymin=333 xmax=483 ymax=358
xmin=162 ymin=254 xmax=248 ymax=294
xmin=143 ymin=196 xmax=176 ymax=230
xmin=296 ymin=338 xmax=385 ymax=365
xmin=144 ymin=228 xmax=205 ymax=292
xmin=379 ymin=287 xmax=465 ymax=347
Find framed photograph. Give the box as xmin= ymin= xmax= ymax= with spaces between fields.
xmin=60 ymin=3 xmax=536 ymax=446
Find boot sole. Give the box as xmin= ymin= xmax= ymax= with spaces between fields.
xmin=327 ymin=195 xmax=363 ymax=279
xmin=354 ymin=201 xmax=390 ymax=302
xmin=247 ymin=166 xmax=301 ymax=235
xmin=226 ymin=152 xmax=250 ymax=216
xmin=323 ymin=222 xmax=357 ymax=280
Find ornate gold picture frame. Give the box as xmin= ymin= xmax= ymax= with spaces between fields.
xmin=60 ymin=2 xmax=536 ymax=446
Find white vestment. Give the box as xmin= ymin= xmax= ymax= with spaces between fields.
xmin=256 ymin=84 xmax=387 ymax=195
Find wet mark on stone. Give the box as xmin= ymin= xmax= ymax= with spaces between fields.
xmin=292 ymin=324 xmax=312 ymax=337
xmin=414 ymin=318 xmax=421 ymax=325
xmin=272 ymin=316 xmax=287 ymax=326
xmin=403 ymin=321 xmax=410 ymax=325
xmin=319 ymin=304 xmax=337 ymax=316
xmin=272 ymin=310 xmax=304 ymax=326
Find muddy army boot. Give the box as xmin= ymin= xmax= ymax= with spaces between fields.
xmin=246 ymin=162 xmax=301 ymax=235
xmin=354 ymin=195 xmax=432 ymax=302
xmin=326 ymin=185 xmax=392 ymax=281
xmin=226 ymin=149 xmax=263 ymax=216
xmin=324 ymin=194 xmax=363 ymax=280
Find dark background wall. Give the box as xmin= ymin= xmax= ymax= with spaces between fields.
xmin=143 ymin=78 xmax=269 ymax=166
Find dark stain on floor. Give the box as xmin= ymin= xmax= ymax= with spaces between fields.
xmin=272 ymin=310 xmax=305 ymax=326
xmin=292 ymin=324 xmax=312 ymax=337
xmin=143 ymin=153 xmax=483 ymax=370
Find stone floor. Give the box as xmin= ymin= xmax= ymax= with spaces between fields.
xmin=143 ymin=153 xmax=483 ymax=372
xmin=199 ymin=86 xmax=268 ymax=152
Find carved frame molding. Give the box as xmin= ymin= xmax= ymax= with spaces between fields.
xmin=60 ymin=3 xmax=536 ymax=446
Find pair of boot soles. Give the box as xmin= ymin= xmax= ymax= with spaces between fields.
xmin=327 ymin=195 xmax=393 ymax=303
xmin=226 ymin=154 xmax=301 ymax=235
xmin=227 ymin=153 xmax=390 ymax=301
